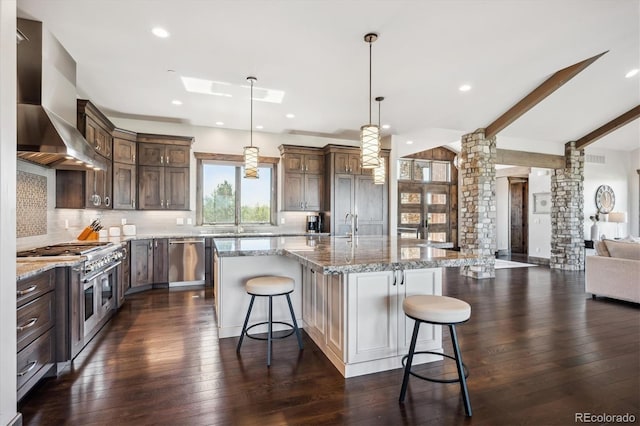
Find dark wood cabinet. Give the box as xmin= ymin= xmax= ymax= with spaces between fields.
xmin=112 ymin=130 xmax=137 ymax=210
xmin=279 ymin=145 xmax=324 ymax=211
xmin=325 ymin=145 xmax=389 ymax=235
xmin=77 ymin=99 xmax=113 ymax=160
xmin=113 ymin=137 xmax=136 ymax=164
xmin=138 ymin=142 xmax=190 ymax=167
xmin=137 ymin=134 xmax=192 ymax=210
xmin=130 ymin=239 xmax=168 ymax=288
xmin=113 ymin=163 xmax=136 ymax=210
xmin=16 ymin=269 xmax=56 ymax=401
xmin=85 ymin=163 xmax=113 ymax=209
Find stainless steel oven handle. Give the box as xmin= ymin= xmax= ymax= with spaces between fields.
xmin=83 ymin=261 xmax=121 ymax=283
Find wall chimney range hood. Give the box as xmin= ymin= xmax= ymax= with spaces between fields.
xmin=16 ymin=18 xmax=107 ymax=170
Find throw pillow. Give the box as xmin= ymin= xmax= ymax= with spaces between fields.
xmin=595 ymin=240 xmax=610 ymax=257
xmin=603 ymin=239 xmax=640 ymax=261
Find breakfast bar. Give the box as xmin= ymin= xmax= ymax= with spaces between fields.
xmin=214 ymin=235 xmax=487 ymax=377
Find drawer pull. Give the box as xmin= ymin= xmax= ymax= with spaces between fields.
xmin=17 ymin=285 xmax=38 ymax=297
xmin=17 ymin=317 xmax=38 ymax=332
xmin=17 ymin=361 xmax=37 ymax=377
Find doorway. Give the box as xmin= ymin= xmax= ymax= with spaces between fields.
xmin=509 ymin=178 xmax=528 ymax=254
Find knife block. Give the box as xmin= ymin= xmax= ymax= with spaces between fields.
xmin=77 ymin=226 xmax=94 ymax=240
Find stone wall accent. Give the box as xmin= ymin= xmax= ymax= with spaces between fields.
xmin=459 ymin=129 xmax=496 ymax=279
xmin=16 ymin=170 xmax=47 ymax=237
xmin=550 ymin=142 xmax=584 ymax=270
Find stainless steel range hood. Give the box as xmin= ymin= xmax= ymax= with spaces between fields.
xmin=16 ymin=18 xmax=107 ymax=170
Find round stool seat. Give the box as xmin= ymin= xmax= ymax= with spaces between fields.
xmin=246 ymin=276 xmax=295 ymax=296
xmin=403 ymin=295 xmax=471 ymax=324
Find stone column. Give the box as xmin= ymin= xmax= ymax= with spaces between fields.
xmin=459 ymin=129 xmax=496 ymax=278
xmin=550 ymin=142 xmax=584 ymax=270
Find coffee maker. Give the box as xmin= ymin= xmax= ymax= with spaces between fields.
xmin=306 ymin=214 xmax=322 ymax=233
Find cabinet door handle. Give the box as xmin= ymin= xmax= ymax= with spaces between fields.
xmin=17 ymin=361 xmax=37 ymax=377
xmin=155 ymin=240 xmax=158 ymax=249
xmin=392 ymin=272 xmax=397 ymax=286
xmin=104 ymin=196 xmax=111 ymax=207
xmin=166 ymin=156 xmax=170 ymax=165
xmin=149 ymin=241 xmax=153 ymax=250
xmin=160 ymin=155 xmax=164 ymax=164
xmin=17 ymin=285 xmax=38 ymax=297
xmin=161 ymin=200 xmax=164 ymax=208
xmin=400 ymin=270 xmax=405 ymax=285
xmin=17 ymin=317 xmax=38 ymax=332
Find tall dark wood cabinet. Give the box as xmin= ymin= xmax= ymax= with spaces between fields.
xmin=78 ymin=99 xmax=114 ymax=209
xmin=137 ymin=134 xmax=192 ymax=210
xmin=112 ymin=129 xmax=137 ymax=210
xmin=324 ymin=145 xmax=389 ymax=236
xmin=279 ymin=145 xmax=324 ymax=211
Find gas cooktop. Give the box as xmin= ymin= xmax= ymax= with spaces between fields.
xmin=17 ymin=241 xmax=113 ymax=257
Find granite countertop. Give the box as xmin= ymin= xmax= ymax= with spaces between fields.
xmin=213 ymin=235 xmax=489 ymax=274
xmin=17 ymin=257 xmax=83 ymax=280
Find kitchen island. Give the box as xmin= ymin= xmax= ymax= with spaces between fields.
xmin=214 ymin=235 xmax=488 ymax=377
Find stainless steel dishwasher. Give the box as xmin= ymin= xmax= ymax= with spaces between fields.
xmin=168 ymin=237 xmax=205 ymax=286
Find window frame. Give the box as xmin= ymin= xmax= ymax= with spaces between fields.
xmin=195 ymin=152 xmax=279 ymax=226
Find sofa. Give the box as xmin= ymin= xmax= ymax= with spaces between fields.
xmin=586 ymin=238 xmax=640 ymax=303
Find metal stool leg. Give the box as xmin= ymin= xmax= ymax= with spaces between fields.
xmin=237 ymin=295 xmax=256 ymax=352
xmin=399 ymin=320 xmax=421 ymax=402
xmin=267 ymin=295 xmax=273 ymax=367
xmin=286 ymin=293 xmax=304 ymax=350
xmin=450 ymin=324 xmax=472 ymax=417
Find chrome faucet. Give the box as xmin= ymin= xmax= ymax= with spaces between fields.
xmin=345 ymin=213 xmax=358 ymax=238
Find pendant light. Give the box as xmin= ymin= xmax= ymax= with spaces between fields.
xmin=243 ymin=76 xmax=259 ymax=179
xmin=373 ymin=96 xmax=385 ymax=185
xmin=360 ymin=33 xmax=380 ymax=169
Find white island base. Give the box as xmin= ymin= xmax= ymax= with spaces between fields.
xmin=215 ymin=253 xmax=444 ymax=378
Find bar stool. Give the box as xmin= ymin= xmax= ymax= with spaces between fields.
xmin=236 ymin=275 xmax=303 ymax=366
xmin=399 ymin=294 xmax=472 ymax=417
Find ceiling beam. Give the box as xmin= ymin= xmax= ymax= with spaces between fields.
xmin=485 ymin=51 xmax=608 ymax=140
xmin=574 ymin=105 xmax=640 ymax=150
xmin=496 ymin=149 xmax=565 ymax=169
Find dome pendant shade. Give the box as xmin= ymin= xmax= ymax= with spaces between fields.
xmin=360 ymin=124 xmax=380 ymax=168
xmin=244 ymin=146 xmax=259 ymax=179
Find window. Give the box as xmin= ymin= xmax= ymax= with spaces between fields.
xmin=198 ymin=157 xmax=276 ymax=225
xmin=397 ymin=159 xmax=451 ymax=182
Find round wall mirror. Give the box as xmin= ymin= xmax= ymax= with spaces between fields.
xmin=595 ymin=185 xmax=615 ymax=214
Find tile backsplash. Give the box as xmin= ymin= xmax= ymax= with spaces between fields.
xmin=16 ymin=170 xmax=47 ymax=237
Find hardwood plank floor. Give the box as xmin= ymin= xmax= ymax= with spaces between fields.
xmin=19 ymin=266 xmax=639 ymax=425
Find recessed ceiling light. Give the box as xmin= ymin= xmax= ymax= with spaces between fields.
xmin=406 ymin=140 xmax=414 ymax=145
xmin=215 ymin=121 xmax=224 ymax=126
xmin=285 ymin=113 xmax=295 ymax=119
xmin=171 ymin=99 xmax=182 ymax=105
xmin=152 ymin=27 xmax=170 ymax=38
xmin=382 ymin=124 xmax=391 ymax=130
xmin=625 ymin=68 xmax=639 ymax=78
xmin=256 ymin=125 xmax=264 ymax=130
xmin=459 ymin=84 xmax=472 ymax=92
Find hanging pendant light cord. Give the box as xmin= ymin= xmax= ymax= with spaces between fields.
xmin=369 ymin=41 xmax=372 ymax=124
xmin=250 ymin=79 xmax=254 ymax=148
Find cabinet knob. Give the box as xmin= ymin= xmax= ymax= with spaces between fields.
xmin=104 ymin=196 xmax=111 ymax=207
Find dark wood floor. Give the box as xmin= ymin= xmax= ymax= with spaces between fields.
xmin=19 ymin=265 xmax=639 ymax=425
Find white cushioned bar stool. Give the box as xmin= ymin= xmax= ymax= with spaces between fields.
xmin=399 ymin=295 xmax=472 ymax=417
xmin=236 ymin=276 xmax=303 ymax=366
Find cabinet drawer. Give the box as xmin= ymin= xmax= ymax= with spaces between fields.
xmin=17 ymin=269 xmax=55 ymax=307
xmin=17 ymin=291 xmax=55 ymax=352
xmin=17 ymin=328 xmax=55 ymax=392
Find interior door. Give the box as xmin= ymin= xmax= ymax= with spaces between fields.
xmin=423 ymin=184 xmax=450 ymax=242
xmin=509 ymin=179 xmax=528 ymax=254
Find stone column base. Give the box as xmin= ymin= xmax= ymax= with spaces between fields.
xmin=461 ymin=263 xmax=495 ymax=279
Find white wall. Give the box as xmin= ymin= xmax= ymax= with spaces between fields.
xmin=584 ymin=147 xmax=633 ymax=239
xmin=0 ymin=1 xmax=19 ymax=424
xmin=629 ymin=148 xmax=639 ymax=237
xmin=528 ymin=168 xmax=551 ymax=258
xmin=495 ymin=177 xmax=509 ymax=251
